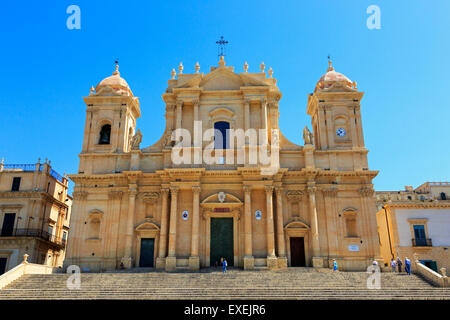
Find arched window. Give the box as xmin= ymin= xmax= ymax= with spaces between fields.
xmin=98 ymin=124 xmax=111 ymax=144
xmin=441 ymin=192 xmax=447 ymax=200
xmin=214 ymin=121 xmax=229 ymax=149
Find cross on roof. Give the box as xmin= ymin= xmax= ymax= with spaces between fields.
xmin=216 ymin=36 xmax=228 ymax=58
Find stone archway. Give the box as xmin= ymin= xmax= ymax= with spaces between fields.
xmin=200 ymin=192 xmax=242 ymax=268
xmin=284 ymin=220 xmax=311 ymax=267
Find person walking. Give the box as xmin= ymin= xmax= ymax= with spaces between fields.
xmin=332 ymin=259 xmax=338 ymax=272
xmin=405 ymin=257 xmax=411 ymax=275
xmin=397 ymin=257 xmax=403 ymax=273
xmin=222 ymin=258 xmax=228 ymax=274
xmin=391 ymin=259 xmax=397 ymax=272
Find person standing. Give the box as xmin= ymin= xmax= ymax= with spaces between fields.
xmin=332 ymin=259 xmax=338 ymax=272
xmin=397 ymin=257 xmax=403 ymax=273
xmin=405 ymin=257 xmax=411 ymax=275
xmin=222 ymin=258 xmax=228 ymax=274
xmin=391 ymin=259 xmax=397 ymax=272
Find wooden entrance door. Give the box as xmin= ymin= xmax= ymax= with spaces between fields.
xmin=210 ymin=218 xmax=234 ymax=267
xmin=290 ymin=237 xmax=306 ymax=267
xmin=139 ymin=238 xmax=155 ymax=267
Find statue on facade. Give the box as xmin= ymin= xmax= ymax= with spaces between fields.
xmin=163 ymin=129 xmax=174 ymax=148
xmin=131 ymin=129 xmax=143 ymax=150
xmin=303 ymin=126 xmax=313 ymax=145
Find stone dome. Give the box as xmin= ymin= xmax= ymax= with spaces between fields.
xmin=314 ymin=61 xmax=356 ymax=92
xmin=95 ymin=65 xmax=133 ymax=96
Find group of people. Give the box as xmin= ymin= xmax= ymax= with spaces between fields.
xmin=391 ymin=257 xmax=412 ymax=275
xmin=214 ymin=257 xmax=228 ymax=273
xmin=331 ymin=257 xmax=411 ymax=275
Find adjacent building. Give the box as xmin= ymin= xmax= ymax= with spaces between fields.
xmin=0 ymin=159 xmax=72 ymax=274
xmin=376 ymin=182 xmax=450 ymax=271
xmin=65 ymin=57 xmax=381 ymax=272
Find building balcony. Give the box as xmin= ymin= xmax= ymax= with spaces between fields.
xmin=412 ymin=238 xmax=432 ymax=247
xmin=0 ymin=228 xmax=66 ymax=248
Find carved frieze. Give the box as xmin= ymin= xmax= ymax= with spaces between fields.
xmin=286 ymin=190 xmax=303 ymax=201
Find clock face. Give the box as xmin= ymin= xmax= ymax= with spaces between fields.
xmin=336 ymin=128 xmax=346 ymax=137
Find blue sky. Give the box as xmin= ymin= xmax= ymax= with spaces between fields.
xmin=0 ymin=0 xmax=449 ymax=192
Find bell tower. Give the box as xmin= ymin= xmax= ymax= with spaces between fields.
xmin=306 ymin=60 xmax=368 ymax=170
xmin=79 ymin=64 xmax=140 ymax=172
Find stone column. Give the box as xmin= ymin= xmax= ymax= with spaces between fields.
xmin=307 ymin=184 xmax=323 ymax=267
xmin=156 ymin=188 xmax=169 ymax=269
xmin=176 ymin=100 xmax=183 ymax=129
xmin=260 ymin=99 xmax=268 ymax=145
xmin=275 ymin=187 xmax=287 ymax=268
xmin=166 ymin=186 xmax=178 ymax=271
xmin=265 ymin=186 xmax=277 ymax=269
xmin=193 ymin=99 xmax=199 ymax=122
xmin=243 ymin=185 xmax=254 ymax=269
xmin=189 ymin=186 xmax=201 ymax=270
xmin=123 ymin=186 xmax=137 ymax=268
xmin=244 ymin=100 xmax=250 ymax=132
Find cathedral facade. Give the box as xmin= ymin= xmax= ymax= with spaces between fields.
xmin=65 ymin=57 xmax=381 ymax=271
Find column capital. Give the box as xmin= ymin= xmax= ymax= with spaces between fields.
xmin=322 ymin=187 xmax=338 ymax=197
xmin=108 ymin=191 xmax=123 ymax=200
xmin=275 ymin=186 xmax=283 ymax=196
xmin=170 ymin=186 xmax=179 ymax=195
xmin=264 ymin=185 xmax=274 ymax=194
xmin=307 ymin=186 xmax=317 ymax=194
xmin=161 ymin=187 xmax=170 ymax=195
xmin=192 ymin=186 xmax=201 ymax=194
xmin=176 ymin=100 xmax=184 ymax=107
xmin=359 ymin=186 xmax=374 ymax=197
xmin=243 ymin=185 xmax=252 ymax=193
xmin=192 ymin=99 xmax=199 ymax=106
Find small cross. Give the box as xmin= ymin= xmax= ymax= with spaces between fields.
xmin=216 ymin=36 xmax=228 ymax=58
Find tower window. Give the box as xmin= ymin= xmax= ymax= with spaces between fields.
xmin=214 ymin=121 xmax=230 ymax=149
xmin=11 ymin=177 xmax=21 ymax=192
xmin=99 ymin=124 xmax=111 ymax=144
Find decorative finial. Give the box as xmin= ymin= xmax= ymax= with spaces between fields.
xmin=45 ymin=157 xmax=48 ymax=163
xmin=0 ymin=158 xmax=4 ymax=165
xmin=260 ymin=62 xmax=266 ymax=73
xmin=327 ymin=56 xmax=334 ymax=72
xmin=23 ymin=254 xmax=29 ymax=264
xmin=37 ymin=158 xmax=40 ymax=163
xmin=195 ymin=62 xmax=200 ymax=73
xmin=171 ymin=68 xmax=176 ymax=79
xmin=243 ymin=61 xmax=249 ymax=73
xmin=178 ymin=62 xmax=183 ymax=74
xmin=218 ymin=55 xmax=226 ymax=67
xmin=268 ymin=67 xmax=273 ymax=78
xmin=113 ymin=64 xmax=120 ymax=75
xmin=90 ymin=86 xmax=94 ymax=94
xmin=352 ymin=81 xmax=357 ymax=88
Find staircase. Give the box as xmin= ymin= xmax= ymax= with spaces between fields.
xmin=1 ymin=268 xmax=449 ymax=300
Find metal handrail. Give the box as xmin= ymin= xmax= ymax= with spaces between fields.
xmin=412 ymin=238 xmax=432 ymax=247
